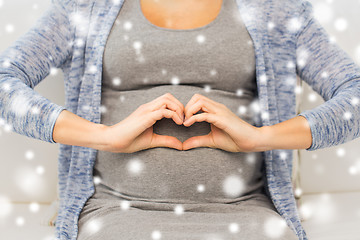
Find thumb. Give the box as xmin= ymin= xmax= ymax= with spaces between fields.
xmin=150 ymin=133 xmax=183 ymax=150
xmin=182 ymin=134 xmax=214 ymax=151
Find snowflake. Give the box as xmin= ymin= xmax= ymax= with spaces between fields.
xmin=196 ymin=34 xmax=206 ymax=44
xmin=250 ymin=99 xmax=261 ymax=113
xmin=286 ymin=61 xmax=295 ymax=69
xmin=112 ymin=0 xmax=121 ymax=5
xmin=351 ymin=97 xmax=359 ymax=106
xmin=197 ymin=184 xmax=205 ymax=192
xmin=261 ymin=111 xmax=269 ymax=120
xmin=174 ymin=205 xmax=184 ymax=215
xmin=236 ymin=88 xmax=243 ymax=96
xmin=127 ymin=158 xmax=144 ymax=174
xmin=16 ymin=216 xmax=25 ymax=226
xmin=299 ymin=203 xmax=313 ymax=220
xmin=210 ymin=69 xmax=217 ymax=76
xmin=246 ymin=153 xmax=256 ymax=164
xmin=204 ymin=85 xmax=211 ymax=92
xmin=336 ymin=147 xmax=346 ymax=157
xmin=343 ymin=111 xmax=352 ymax=120
xmin=2 ymin=82 xmax=11 ymax=91
xmin=82 ymin=105 xmax=91 ymax=111
xmin=259 ymin=74 xmax=267 ymax=84
xmin=349 ymin=166 xmax=358 ymax=175
xmin=329 ymin=35 xmax=337 ymax=44
xmin=123 ymin=21 xmax=133 ymax=31
xmin=88 ymin=65 xmax=97 ymax=74
xmin=2 ymin=60 xmax=11 ymax=68
xmin=286 ymin=17 xmax=303 ymax=33
xmin=75 ymin=38 xmax=85 ymax=47
xmin=334 ymin=18 xmax=348 ymax=32
xmin=228 ymin=223 xmax=239 ymax=233
xmin=85 ymin=218 xmax=102 ymax=235
xmin=133 ymin=41 xmax=142 ymax=50
xmin=279 ymin=151 xmax=287 ymax=160
xmin=36 ymin=165 xmax=45 ymax=175
xmin=294 ymin=188 xmax=303 ymax=198
xmin=120 ymin=200 xmax=131 ymax=210
xmin=267 ymin=21 xmax=275 ymax=31
xmin=29 ymin=202 xmax=40 ymax=213
xmin=294 ymin=85 xmax=303 ymax=94
xmin=25 ymin=150 xmax=35 ymax=160
xmin=237 ymin=105 xmax=247 ymax=115
xmin=171 ymin=76 xmax=180 ymax=85
xmin=313 ymin=2 xmax=333 ymax=24
xmin=4 ymin=123 xmax=12 ymax=132
xmin=321 ymin=71 xmax=329 ymax=78
xmin=263 ymin=216 xmax=288 ymax=239
xmin=93 ymin=176 xmax=102 ymax=185
xmin=297 ymin=48 xmax=309 ymax=68
xmin=112 ymin=77 xmax=121 ymax=86
xmin=100 ymin=105 xmax=107 ymax=114
xmin=151 ymin=230 xmax=162 ymax=240
xmin=307 ymin=93 xmax=317 ymax=102
xmin=5 ymin=24 xmax=14 ymax=33
xmin=10 ymin=93 xmax=32 ymax=117
xmin=222 ymin=174 xmax=245 ymax=197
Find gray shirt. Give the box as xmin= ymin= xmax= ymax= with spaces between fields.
xmin=93 ymin=0 xmax=265 ymax=203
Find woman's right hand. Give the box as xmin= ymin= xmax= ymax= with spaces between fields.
xmin=100 ymin=93 xmax=185 ymax=153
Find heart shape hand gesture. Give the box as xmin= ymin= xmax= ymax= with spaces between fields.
xmin=101 ymin=93 xmax=263 ymax=153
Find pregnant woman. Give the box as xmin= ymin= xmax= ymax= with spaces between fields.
xmin=1 ymin=0 xmax=359 ymax=239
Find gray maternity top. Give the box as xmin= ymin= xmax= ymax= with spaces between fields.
xmin=77 ymin=0 xmax=298 ymax=239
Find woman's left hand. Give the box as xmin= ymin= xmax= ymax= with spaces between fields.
xmin=182 ymin=93 xmax=263 ymax=152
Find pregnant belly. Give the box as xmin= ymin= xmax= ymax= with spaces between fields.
xmin=94 ymin=85 xmax=264 ymax=202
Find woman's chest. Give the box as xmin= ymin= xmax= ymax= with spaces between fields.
xmin=140 ymin=0 xmax=223 ymax=30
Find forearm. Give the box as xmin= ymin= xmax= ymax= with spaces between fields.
xmin=52 ymin=109 xmax=109 ymax=150
xmin=255 ymin=115 xmax=312 ymax=151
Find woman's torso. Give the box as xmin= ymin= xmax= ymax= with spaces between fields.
xmin=92 ymin=0 xmax=265 ymax=204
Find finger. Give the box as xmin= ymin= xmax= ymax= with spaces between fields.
xmin=150 ymin=133 xmax=183 ymax=150
xmin=151 ymin=108 xmax=183 ymax=125
xmin=185 ymin=93 xmax=222 ymax=113
xmin=184 ymin=98 xmax=218 ymax=121
xmin=183 ymin=112 xmax=227 ymax=130
xmin=153 ymin=93 xmax=184 ymax=118
xmin=182 ymin=133 xmax=216 ymax=150
xmin=161 ymin=93 xmax=185 ymax=115
xmin=151 ymin=96 xmax=184 ymax=121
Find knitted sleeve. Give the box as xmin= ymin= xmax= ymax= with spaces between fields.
xmin=0 ymin=0 xmax=74 ymax=143
xmin=296 ymin=1 xmax=360 ymax=151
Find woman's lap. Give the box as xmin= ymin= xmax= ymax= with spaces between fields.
xmin=77 ymin=194 xmax=298 ymax=240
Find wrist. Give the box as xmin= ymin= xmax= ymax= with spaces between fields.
xmin=92 ymin=123 xmax=111 ymax=151
xmin=252 ymin=126 xmax=273 ymax=152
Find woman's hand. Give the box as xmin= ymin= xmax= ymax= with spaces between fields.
xmin=100 ymin=93 xmax=185 ymax=153
xmin=182 ymin=93 xmax=262 ymax=152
